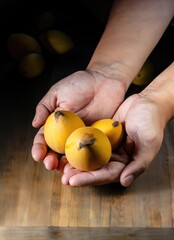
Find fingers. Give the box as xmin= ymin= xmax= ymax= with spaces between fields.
xmin=32 ymin=103 xmax=50 ymax=128
xmin=57 ymin=156 xmax=68 ymax=173
xmin=120 ymin=160 xmax=147 ymax=187
xmin=31 ymin=127 xmax=47 ymax=161
xmin=43 ymin=150 xmax=59 ymax=170
xmin=120 ymin=129 xmax=163 ymax=187
xmin=120 ymin=146 xmax=158 ymax=187
xmin=61 ymin=161 xmax=126 ymax=186
xmin=32 ymin=89 xmax=58 ymax=128
xmin=123 ymin=135 xmax=135 ymax=156
xmin=31 ymin=127 xmax=59 ymax=170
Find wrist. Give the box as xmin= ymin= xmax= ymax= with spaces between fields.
xmin=140 ymin=62 xmax=174 ymax=125
xmin=139 ymin=92 xmax=172 ymax=129
xmin=87 ymin=61 xmax=133 ymax=92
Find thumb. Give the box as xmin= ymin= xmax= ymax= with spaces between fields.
xmin=32 ymin=90 xmax=58 ymax=128
xmin=32 ymin=103 xmax=51 ymax=128
xmin=120 ymin=159 xmax=147 ymax=187
xmin=120 ymin=144 xmax=159 ymax=187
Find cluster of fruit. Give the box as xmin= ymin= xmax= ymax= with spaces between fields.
xmin=7 ymin=11 xmax=74 ymax=78
xmin=44 ymin=110 xmax=124 ymax=171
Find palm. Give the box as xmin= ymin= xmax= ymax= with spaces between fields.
xmin=61 ymin=94 xmax=165 ymax=187
xmin=61 ymin=146 xmax=129 ymax=186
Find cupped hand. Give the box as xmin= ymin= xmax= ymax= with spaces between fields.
xmin=116 ymin=94 xmax=165 ymax=186
xmin=61 ymin=94 xmax=165 ymax=187
xmin=31 ymin=70 xmax=127 ymax=169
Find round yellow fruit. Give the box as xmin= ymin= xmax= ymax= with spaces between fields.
xmin=65 ymin=127 xmax=112 ymax=171
xmin=132 ymin=59 xmax=155 ymax=86
xmin=19 ymin=53 xmax=45 ymax=78
xmin=44 ymin=110 xmax=85 ymax=154
xmin=7 ymin=33 xmax=42 ymax=61
xmin=91 ymin=119 xmax=124 ymax=149
xmin=39 ymin=30 xmax=74 ymax=54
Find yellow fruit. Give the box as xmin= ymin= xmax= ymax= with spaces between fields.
xmin=44 ymin=110 xmax=85 ymax=154
xmin=39 ymin=30 xmax=74 ymax=54
xmin=37 ymin=11 xmax=56 ymax=31
xmin=132 ymin=59 xmax=155 ymax=86
xmin=91 ymin=119 xmax=124 ymax=149
xmin=19 ymin=53 xmax=45 ymax=78
xmin=65 ymin=127 xmax=112 ymax=171
xmin=7 ymin=33 xmax=42 ymax=61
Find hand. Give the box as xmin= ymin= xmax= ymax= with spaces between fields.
xmin=61 ymin=94 xmax=165 ymax=187
xmin=31 ymin=70 xmax=127 ymax=170
xmin=61 ymin=146 xmax=130 ymax=186
xmin=116 ymin=94 xmax=165 ymax=186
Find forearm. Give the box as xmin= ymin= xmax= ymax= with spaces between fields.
xmin=87 ymin=0 xmax=174 ymax=90
xmin=140 ymin=62 xmax=174 ymax=125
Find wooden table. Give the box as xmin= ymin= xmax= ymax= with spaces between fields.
xmin=1 ymin=104 xmax=174 ymax=228
xmin=0 ymin=227 xmax=174 ymax=240
xmin=1 ymin=0 xmax=174 ymax=230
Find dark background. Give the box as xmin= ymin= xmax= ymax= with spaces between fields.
xmin=0 ymin=0 xmax=173 ymax=141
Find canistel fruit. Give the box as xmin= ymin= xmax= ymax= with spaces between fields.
xmin=91 ymin=119 xmax=124 ymax=149
xmin=19 ymin=53 xmax=45 ymax=78
xmin=7 ymin=33 xmax=42 ymax=61
xmin=44 ymin=110 xmax=85 ymax=154
xmin=132 ymin=59 xmax=155 ymax=86
xmin=65 ymin=127 xmax=112 ymax=171
xmin=39 ymin=30 xmax=74 ymax=54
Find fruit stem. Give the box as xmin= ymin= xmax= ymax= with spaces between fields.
xmin=54 ymin=111 xmax=64 ymax=119
xmin=79 ymin=134 xmax=96 ymax=149
xmin=112 ymin=121 xmax=119 ymax=127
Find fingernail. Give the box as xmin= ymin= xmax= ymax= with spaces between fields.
xmin=123 ymin=175 xmax=134 ymax=187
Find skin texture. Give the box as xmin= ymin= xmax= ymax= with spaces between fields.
xmin=31 ymin=0 xmax=174 ymax=187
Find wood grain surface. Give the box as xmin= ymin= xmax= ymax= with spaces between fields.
xmin=0 ymin=0 xmax=174 ymax=229
xmin=0 ymin=227 xmax=174 ymax=240
xmin=1 ymin=115 xmax=174 ymax=227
